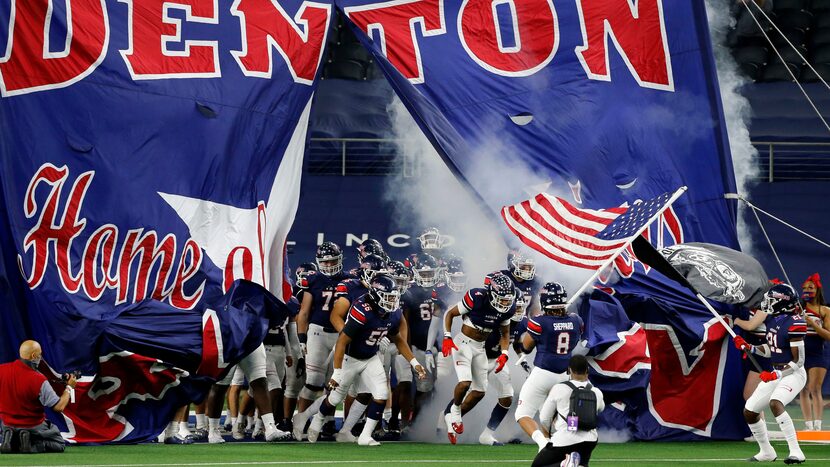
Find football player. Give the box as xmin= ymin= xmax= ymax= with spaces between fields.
xmin=327 ymin=254 xmax=388 ymax=442
xmin=487 ymin=250 xmax=541 ymax=316
xmin=293 ymin=274 xmax=426 ymax=445
xmin=441 ymin=273 xmax=516 ymax=444
xmin=281 ymin=265 xmax=314 ymax=433
xmin=735 ymin=284 xmax=807 ymax=464
xmin=399 ymin=256 xmax=445 ymax=427
xmin=515 ymin=282 xmax=584 ymax=451
xmin=477 ymin=291 xmax=530 ymax=446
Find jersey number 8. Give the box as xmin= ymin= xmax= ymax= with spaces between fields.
xmin=556 ymin=332 xmax=570 ymax=355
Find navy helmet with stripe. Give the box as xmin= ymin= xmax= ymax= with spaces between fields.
xmin=762 ymin=283 xmax=800 ymax=316
xmin=540 ymin=282 xmax=568 ymax=316
xmin=368 ymin=273 xmax=401 ymax=316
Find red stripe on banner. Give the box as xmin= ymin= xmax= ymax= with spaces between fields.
xmin=463 ymin=292 xmax=474 ymax=309
xmin=535 ymin=196 xmax=607 ymax=236
xmin=500 ymin=209 xmax=596 ymax=270
xmin=350 ymin=308 xmax=366 ymax=324
xmin=528 ymin=319 xmax=542 ymax=334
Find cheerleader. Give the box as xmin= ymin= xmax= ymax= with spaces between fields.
xmin=799 ymin=273 xmax=830 ymax=431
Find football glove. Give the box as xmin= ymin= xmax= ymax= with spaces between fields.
xmin=424 ymin=350 xmax=436 ymax=373
xmin=494 ymin=352 xmax=508 ymax=373
xmin=759 ymin=370 xmax=781 ymax=383
xmin=733 ymin=335 xmax=751 ymax=352
xmin=442 ymin=334 xmax=458 ymax=357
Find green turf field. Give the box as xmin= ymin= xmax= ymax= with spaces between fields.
xmin=0 ymin=440 xmax=827 ymax=467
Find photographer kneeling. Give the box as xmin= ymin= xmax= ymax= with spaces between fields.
xmin=0 ymin=340 xmax=75 ymax=453
xmin=533 ymin=355 xmax=604 ymax=467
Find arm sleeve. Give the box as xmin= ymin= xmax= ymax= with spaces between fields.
xmin=40 ymin=380 xmax=61 ymax=408
xmin=287 ymin=321 xmax=301 ymax=357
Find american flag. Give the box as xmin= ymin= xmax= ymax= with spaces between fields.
xmin=500 ymin=190 xmax=680 ymax=270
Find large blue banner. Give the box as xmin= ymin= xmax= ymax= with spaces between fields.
xmin=0 ymin=0 xmax=332 ymax=442
xmin=335 ymin=0 xmax=747 ymax=439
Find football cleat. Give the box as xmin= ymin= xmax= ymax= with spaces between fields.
xmin=1 ymin=427 xmax=13 ymax=454
xmin=307 ymin=414 xmax=325 ymax=443
xmin=292 ymin=411 xmax=309 ymax=441
xmin=231 ymin=420 xmax=246 ymax=440
xmin=783 ymin=453 xmax=806 ymax=465
xmin=265 ymin=426 xmax=292 ymax=442
xmin=335 ymin=431 xmax=357 ymax=443
xmin=358 ymin=435 xmax=381 ymax=446
xmin=164 ymin=434 xmax=194 ymax=445
xmin=561 ymin=452 xmax=581 ymax=467
xmin=447 ymin=431 xmax=457 ymax=445
xmin=747 ymin=453 xmax=777 ymax=462
xmin=190 ymin=428 xmax=208 ymax=442
xmin=478 ymin=430 xmax=502 ymax=446
xmin=207 ymin=429 xmax=225 ymax=444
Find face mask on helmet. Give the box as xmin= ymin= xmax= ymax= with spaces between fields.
xmin=370 ymin=275 xmax=401 ymax=313
xmin=761 ymin=284 xmax=799 ymax=315
xmin=418 ymin=228 xmax=442 ymax=252
xmin=317 ymin=257 xmax=342 ymax=276
xmin=510 ymin=255 xmax=536 ymax=281
xmin=446 ymin=271 xmax=467 ymax=292
xmin=414 ymin=266 xmax=440 ymax=287
xmin=513 ymin=295 xmax=528 ymax=320
xmin=490 ymin=290 xmax=515 ymax=313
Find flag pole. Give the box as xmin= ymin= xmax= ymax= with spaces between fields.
xmin=630 ymin=235 xmax=764 ymax=373
xmin=565 ymin=186 xmax=688 ymax=306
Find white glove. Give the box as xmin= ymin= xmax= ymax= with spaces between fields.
xmin=424 ymin=350 xmax=436 ymax=373
xmin=378 ymin=336 xmax=391 ymax=353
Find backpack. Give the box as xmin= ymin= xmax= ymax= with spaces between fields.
xmin=560 ymin=381 xmax=598 ymax=430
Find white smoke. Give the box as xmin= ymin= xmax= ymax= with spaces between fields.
xmin=384 ymin=98 xmax=591 ymax=294
xmin=705 ymin=1 xmax=761 ymax=254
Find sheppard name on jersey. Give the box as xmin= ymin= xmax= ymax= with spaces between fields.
xmin=553 ymin=322 xmax=575 ymax=331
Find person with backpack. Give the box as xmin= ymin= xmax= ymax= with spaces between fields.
xmin=532 ymin=355 xmax=604 ymax=467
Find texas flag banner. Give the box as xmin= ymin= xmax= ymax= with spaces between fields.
xmin=335 ymin=0 xmax=749 ymax=440
xmin=0 ymin=0 xmax=333 ymax=441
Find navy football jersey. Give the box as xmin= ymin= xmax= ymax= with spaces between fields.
xmin=765 ymin=313 xmax=807 ymax=365
xmin=342 ymin=296 xmax=403 ymax=360
xmin=334 ymin=278 xmax=368 ymax=303
xmin=459 ymin=288 xmax=514 ymax=335
xmin=305 ymin=270 xmax=351 ymax=332
xmin=402 ymin=285 xmax=444 ymax=351
xmin=264 ymin=296 xmax=300 ymax=346
xmin=483 ymin=319 xmax=522 ymax=359
xmin=527 ymin=314 xmax=584 ymax=373
xmin=485 ymin=269 xmax=540 ymax=313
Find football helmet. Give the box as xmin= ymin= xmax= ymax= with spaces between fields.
xmin=761 ymin=283 xmax=800 ymax=316
xmin=368 ymin=273 xmax=401 ymax=315
xmin=540 ymin=282 xmax=568 ymax=316
xmin=418 ymin=227 xmax=443 ymax=253
xmin=412 ymin=253 xmax=442 ymax=288
xmin=315 ymin=241 xmax=343 ymax=276
xmin=295 ymin=262 xmax=318 ymax=285
xmin=358 ymin=254 xmax=387 ymax=287
xmin=508 ymin=251 xmax=536 ymax=281
xmin=513 ymin=293 xmax=528 ymax=321
xmin=357 ymin=238 xmax=385 ymax=260
xmin=386 ymin=260 xmax=412 ymax=293
xmin=444 ymin=256 xmax=467 ymax=293
xmin=487 ymin=273 xmax=516 ymax=313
